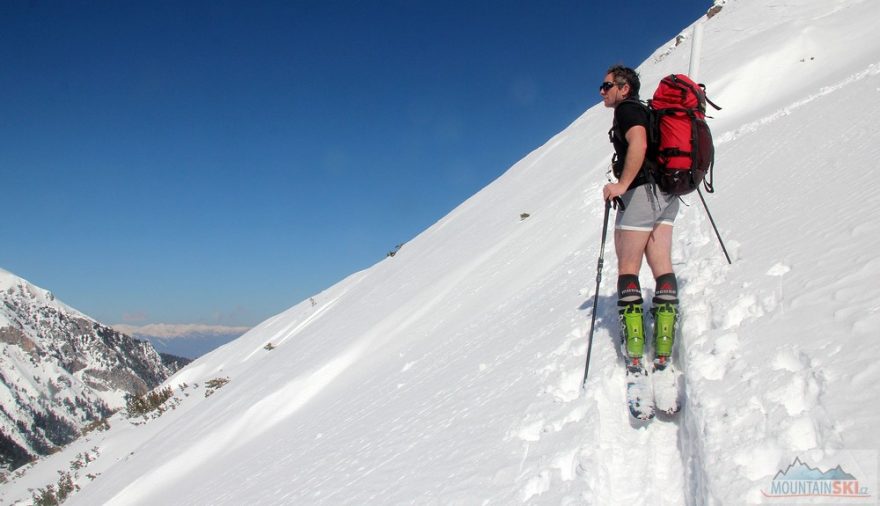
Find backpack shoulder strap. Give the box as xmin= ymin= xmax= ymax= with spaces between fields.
xmin=698 ymin=83 xmax=723 ymax=111
xmin=615 ymin=97 xmax=648 ymax=111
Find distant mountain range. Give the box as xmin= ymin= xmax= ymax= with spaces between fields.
xmin=112 ymin=323 xmax=250 ymax=359
xmin=0 ymin=268 xmax=188 ymax=471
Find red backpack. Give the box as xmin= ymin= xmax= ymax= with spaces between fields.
xmin=648 ymin=74 xmax=721 ymax=195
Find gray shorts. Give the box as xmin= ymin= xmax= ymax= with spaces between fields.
xmin=615 ymin=184 xmax=679 ymax=231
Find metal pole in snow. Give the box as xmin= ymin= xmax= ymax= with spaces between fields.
xmin=688 ymin=21 xmax=705 ymax=80
xmin=581 ymin=200 xmax=612 ymax=391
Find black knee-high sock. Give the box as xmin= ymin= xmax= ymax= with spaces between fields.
xmin=617 ymin=274 xmax=642 ymax=305
xmin=653 ymin=272 xmax=679 ymax=304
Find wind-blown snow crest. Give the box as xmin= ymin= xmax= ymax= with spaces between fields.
xmin=3 ymin=0 xmax=880 ymax=504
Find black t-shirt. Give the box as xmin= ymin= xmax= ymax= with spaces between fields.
xmin=610 ymin=99 xmax=650 ymax=188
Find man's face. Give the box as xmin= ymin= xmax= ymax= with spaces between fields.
xmin=600 ymin=73 xmax=627 ymax=108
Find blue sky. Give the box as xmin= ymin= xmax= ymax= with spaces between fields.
xmin=1 ymin=1 xmax=712 ymax=330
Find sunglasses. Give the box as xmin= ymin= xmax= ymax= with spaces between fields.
xmin=599 ymin=81 xmax=620 ymax=92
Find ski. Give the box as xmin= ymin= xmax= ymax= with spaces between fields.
xmin=625 ymin=358 xmax=655 ymax=420
xmin=652 ymin=357 xmax=681 ymax=415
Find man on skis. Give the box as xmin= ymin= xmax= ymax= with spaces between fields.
xmin=600 ymin=65 xmax=680 ymax=382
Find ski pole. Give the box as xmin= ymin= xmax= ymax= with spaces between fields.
xmin=582 ymin=198 xmax=613 ymax=390
xmin=697 ymin=187 xmax=732 ymax=265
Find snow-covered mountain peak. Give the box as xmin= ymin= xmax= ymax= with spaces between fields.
xmin=0 ymin=268 xmax=80 ymax=323
xmin=0 ymin=268 xmax=179 ymax=473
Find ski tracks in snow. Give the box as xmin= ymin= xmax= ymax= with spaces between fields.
xmin=668 ymin=68 xmax=880 ymax=502
xmin=502 ymin=308 xmax=689 ymax=502
xmin=502 ymin=196 xmax=735 ymax=504
xmin=675 ymin=214 xmax=868 ymax=503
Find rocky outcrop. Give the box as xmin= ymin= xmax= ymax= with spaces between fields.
xmin=0 ymin=268 xmax=183 ymax=470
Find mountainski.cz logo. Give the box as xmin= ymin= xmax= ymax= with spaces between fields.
xmin=763 ymin=457 xmax=871 ymax=501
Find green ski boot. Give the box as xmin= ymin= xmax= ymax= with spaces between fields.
xmin=652 ymin=302 xmax=679 ymax=360
xmin=618 ymin=303 xmax=645 ymax=360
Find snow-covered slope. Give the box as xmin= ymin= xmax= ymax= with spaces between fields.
xmin=0 ymin=269 xmax=177 ymax=472
xmin=3 ymin=0 xmax=879 ymax=503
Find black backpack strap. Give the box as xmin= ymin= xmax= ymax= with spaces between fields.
xmin=704 ymin=156 xmax=715 ymax=193
xmin=705 ymin=95 xmax=722 ymax=111
xmin=697 ymin=83 xmax=722 ymax=111
xmin=619 ymin=99 xmax=654 ymax=189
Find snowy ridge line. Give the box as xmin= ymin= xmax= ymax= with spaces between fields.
xmin=715 ymin=61 xmax=880 ymax=144
xmin=231 ymin=270 xmax=372 ymax=365
xmin=0 ymin=269 xmax=88 ymax=322
xmin=240 ymin=294 xmax=341 ymax=362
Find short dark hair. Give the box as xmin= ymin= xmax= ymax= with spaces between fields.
xmin=606 ymin=65 xmax=640 ymax=100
